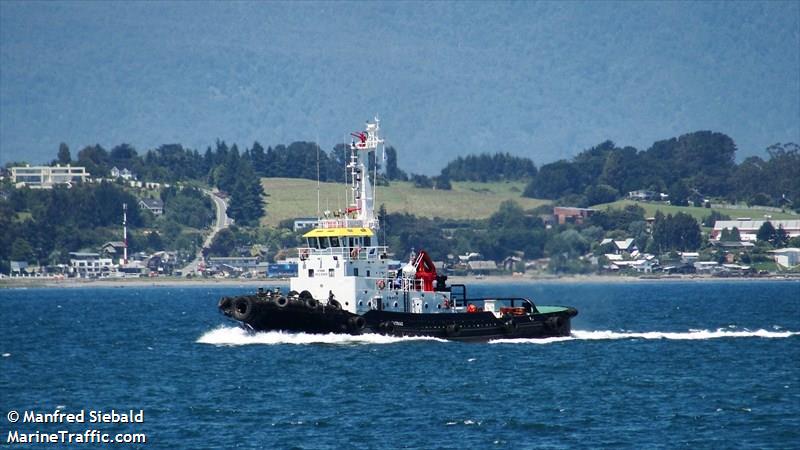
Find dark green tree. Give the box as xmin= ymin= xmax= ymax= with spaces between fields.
xmin=653 ymin=212 xmax=701 ymax=252
xmin=384 ymin=146 xmax=408 ymax=181
xmin=250 ymin=141 xmax=267 ymax=175
xmin=77 ymin=144 xmax=110 ymax=177
xmin=57 ymin=143 xmax=71 ymax=165
xmin=523 ymin=160 xmax=580 ymax=199
xmin=10 ymin=237 xmax=34 ymax=262
xmin=702 ymin=211 xmax=730 ymax=227
xmin=441 ymin=152 xmax=536 ymax=182
xmin=227 ymin=160 xmax=265 ymax=226
xmin=434 ymin=172 xmax=452 ymax=190
xmin=756 ymin=221 xmax=776 ymax=243
xmin=774 ymin=226 xmax=789 ymax=248
xmin=411 ymin=174 xmax=433 ymax=188
xmin=719 ymin=227 xmax=741 ymax=242
xmin=146 ymin=231 xmax=164 ymax=252
xmin=668 ymin=180 xmax=691 ymax=207
xmin=584 ymin=184 xmax=619 ymax=205
xmin=208 ymin=229 xmax=236 ymax=256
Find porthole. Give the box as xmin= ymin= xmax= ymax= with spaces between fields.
xmin=424 ymin=303 xmax=428 ymax=309
xmin=437 ymin=304 xmax=441 ymax=309
xmin=358 ymin=301 xmax=363 ymax=306
xmin=393 ymin=302 xmax=399 ymax=308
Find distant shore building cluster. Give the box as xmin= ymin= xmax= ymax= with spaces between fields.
xmin=10 ymin=164 xmax=89 ymax=189
xmin=553 ymin=207 xmax=595 ymax=225
xmin=627 ymin=190 xmax=669 ymax=202
xmin=711 ymin=220 xmax=800 ymax=242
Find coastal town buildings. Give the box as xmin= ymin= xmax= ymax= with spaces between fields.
xmin=68 ymin=252 xmax=115 ymax=278
xmin=553 ymin=207 xmax=595 ymax=225
xmin=10 ymin=165 xmax=89 ymax=189
xmin=711 ymin=220 xmax=800 ymax=241
xmin=770 ymin=248 xmax=800 ymax=268
xmin=110 ymin=166 xmax=136 ymax=180
xmin=138 ymin=198 xmax=164 ymax=215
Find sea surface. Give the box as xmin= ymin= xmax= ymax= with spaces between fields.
xmin=1 ymin=281 xmax=799 ymax=449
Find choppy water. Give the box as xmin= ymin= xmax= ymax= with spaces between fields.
xmin=1 ymin=281 xmax=799 ymax=449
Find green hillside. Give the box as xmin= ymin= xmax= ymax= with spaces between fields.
xmin=591 ymin=199 xmax=799 ymax=222
xmin=260 ymin=178 xmax=548 ymax=227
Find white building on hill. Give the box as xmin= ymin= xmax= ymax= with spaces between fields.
xmin=711 ymin=220 xmax=800 ymax=242
xmin=10 ymin=165 xmax=89 ymax=189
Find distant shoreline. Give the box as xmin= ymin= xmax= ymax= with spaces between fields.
xmin=2 ymin=274 xmax=798 ymax=289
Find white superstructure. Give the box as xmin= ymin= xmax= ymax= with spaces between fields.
xmin=289 ymin=118 xmax=453 ymax=315
xmin=10 ymin=165 xmax=90 ymax=189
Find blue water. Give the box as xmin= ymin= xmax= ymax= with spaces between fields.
xmin=1 ymin=281 xmax=799 ymax=449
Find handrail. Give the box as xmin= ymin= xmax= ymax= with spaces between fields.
xmin=298 ymin=245 xmax=389 ymax=261
xmin=457 ymin=297 xmax=537 ymax=312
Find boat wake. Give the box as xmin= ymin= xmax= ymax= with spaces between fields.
xmin=196 ymin=326 xmax=446 ymax=346
xmin=490 ymin=328 xmax=800 ymax=344
xmin=198 ymin=326 xmax=798 ymax=346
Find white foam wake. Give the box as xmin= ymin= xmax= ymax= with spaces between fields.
xmin=196 ymin=326 xmax=446 ymax=346
xmin=199 ymin=326 xmax=798 ymax=346
xmin=490 ymin=328 xmax=800 ymax=344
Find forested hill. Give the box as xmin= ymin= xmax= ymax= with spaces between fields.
xmin=10 ymin=129 xmax=800 ymax=212
xmin=440 ymin=153 xmax=537 ymax=182
xmin=521 ymin=133 xmax=799 ymax=209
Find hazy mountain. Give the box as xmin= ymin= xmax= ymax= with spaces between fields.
xmin=1 ymin=1 xmax=798 ymax=174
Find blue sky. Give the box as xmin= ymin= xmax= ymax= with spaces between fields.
xmin=1 ymin=1 xmax=798 ymax=174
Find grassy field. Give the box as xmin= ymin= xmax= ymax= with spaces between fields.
xmin=259 ymin=178 xmax=549 ymax=226
xmin=591 ymin=199 xmax=799 ymax=222
xmin=257 ymin=178 xmax=798 ymax=228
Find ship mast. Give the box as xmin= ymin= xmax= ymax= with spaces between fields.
xmin=347 ymin=118 xmax=383 ymax=230
xmin=122 ymin=203 xmax=128 ymax=264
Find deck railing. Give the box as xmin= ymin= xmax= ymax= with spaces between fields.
xmin=298 ymin=245 xmax=389 ymax=261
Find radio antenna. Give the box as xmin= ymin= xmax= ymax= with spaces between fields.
xmin=316 ymin=135 xmax=321 ymax=220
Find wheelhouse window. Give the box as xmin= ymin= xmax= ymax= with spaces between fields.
xmin=364 ymin=236 xmax=371 ymax=247
xmin=319 ymin=238 xmax=329 ymax=249
xmin=307 ymin=237 xmax=319 ymax=249
xmin=330 ymin=237 xmax=340 ymax=247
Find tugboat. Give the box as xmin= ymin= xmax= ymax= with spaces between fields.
xmin=218 ymin=118 xmax=577 ymax=341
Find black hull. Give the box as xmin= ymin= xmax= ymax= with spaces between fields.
xmin=219 ymin=294 xmax=577 ymax=342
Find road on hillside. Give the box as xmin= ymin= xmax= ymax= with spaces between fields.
xmin=180 ymin=188 xmax=231 ymax=275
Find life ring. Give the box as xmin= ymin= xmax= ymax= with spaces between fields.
xmin=300 ymin=250 xmax=309 ymax=260
xmin=350 ymin=247 xmax=361 ymax=258
xmin=443 ymin=298 xmax=450 ymax=309
xmin=377 ymin=279 xmax=386 ymax=290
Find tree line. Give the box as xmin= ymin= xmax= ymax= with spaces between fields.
xmin=521 ymin=134 xmax=799 ymax=210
